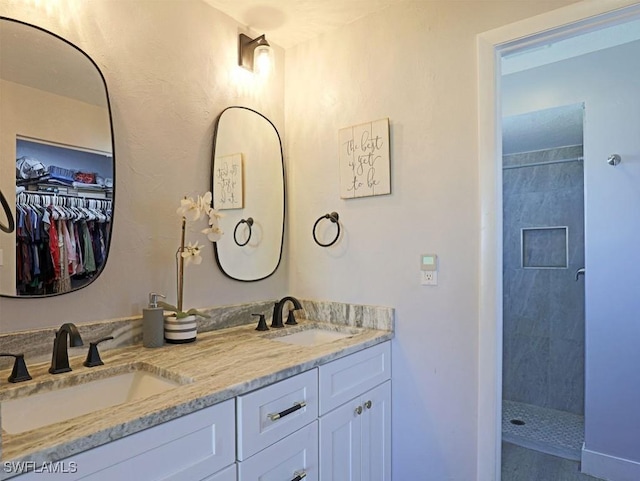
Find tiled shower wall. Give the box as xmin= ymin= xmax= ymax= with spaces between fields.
xmin=502 ymin=145 xmax=585 ymax=415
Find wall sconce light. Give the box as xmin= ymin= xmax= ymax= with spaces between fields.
xmin=238 ymin=33 xmax=272 ymax=73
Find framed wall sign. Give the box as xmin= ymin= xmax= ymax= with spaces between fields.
xmin=339 ymin=118 xmax=390 ymax=199
xmin=214 ymin=152 xmax=243 ymax=209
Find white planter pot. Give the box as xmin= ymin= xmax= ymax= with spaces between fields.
xmin=164 ymin=314 xmax=197 ymax=344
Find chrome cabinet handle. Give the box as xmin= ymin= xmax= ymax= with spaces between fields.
xmin=355 ymin=405 xmax=363 ymax=415
xmin=364 ymin=400 xmax=372 ymax=409
xmin=291 ymin=471 xmax=307 ymax=481
xmin=268 ymin=401 xmax=306 ymax=421
xmin=575 ymin=267 xmax=585 ymax=281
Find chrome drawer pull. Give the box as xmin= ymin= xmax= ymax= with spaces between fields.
xmin=364 ymin=400 xmax=372 ymax=409
xmin=355 ymin=405 xmax=363 ymax=415
xmin=268 ymin=401 xmax=307 ymax=421
xmin=291 ymin=471 xmax=307 ymax=481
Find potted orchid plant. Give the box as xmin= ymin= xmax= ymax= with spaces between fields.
xmin=159 ymin=191 xmax=223 ymax=343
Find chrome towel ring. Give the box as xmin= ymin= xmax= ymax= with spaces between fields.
xmin=0 ymin=188 xmax=15 ymax=234
xmin=233 ymin=217 xmax=254 ymax=246
xmin=313 ymin=212 xmax=340 ymax=247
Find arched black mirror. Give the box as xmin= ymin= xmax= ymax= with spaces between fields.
xmin=212 ymin=107 xmax=284 ymax=281
xmin=0 ymin=18 xmax=115 ymax=297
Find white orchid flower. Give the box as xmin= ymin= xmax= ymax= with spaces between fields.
xmin=176 ymin=196 xmax=202 ymax=222
xmin=181 ymin=241 xmax=203 ymax=266
xmin=208 ymin=208 xmax=223 ymax=225
xmin=198 ymin=192 xmax=213 ymax=212
xmin=202 ymin=225 xmax=223 ymax=242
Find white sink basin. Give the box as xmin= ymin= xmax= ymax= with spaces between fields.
xmin=1 ymin=370 xmax=181 ymax=434
xmin=272 ymin=328 xmax=353 ymax=347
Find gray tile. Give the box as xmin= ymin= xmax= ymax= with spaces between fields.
xmin=503 ymin=334 xmax=549 ymax=405
xmin=503 ymin=146 xmax=585 ymax=414
xmin=502 ymin=442 xmax=604 ymax=481
xmin=502 ymin=400 xmax=583 ymax=460
xmin=548 ymin=338 xmax=584 ymax=414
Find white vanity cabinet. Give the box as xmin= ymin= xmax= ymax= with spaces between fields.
xmin=10 ymin=340 xmax=391 ymax=481
xmin=318 ymin=342 xmax=391 ymax=481
xmin=13 ymin=399 xmax=236 ymax=481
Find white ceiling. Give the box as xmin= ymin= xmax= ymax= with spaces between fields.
xmin=202 ymin=0 xmax=405 ymax=48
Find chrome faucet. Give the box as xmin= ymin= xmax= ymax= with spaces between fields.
xmin=49 ymin=323 xmax=84 ymax=374
xmin=271 ymin=296 xmax=303 ymax=328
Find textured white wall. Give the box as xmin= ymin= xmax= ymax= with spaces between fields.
xmin=284 ymin=1 xmax=577 ymax=478
xmin=503 ymin=40 xmax=640 ymax=469
xmin=0 ymin=0 xmax=586 ymax=478
xmin=0 ymin=0 xmax=287 ymax=331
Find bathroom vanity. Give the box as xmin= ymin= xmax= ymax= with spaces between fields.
xmin=0 ymin=318 xmax=392 ymax=480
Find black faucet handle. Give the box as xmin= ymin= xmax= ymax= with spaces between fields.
xmin=285 ymin=309 xmax=299 ymax=325
xmin=253 ymin=313 xmax=269 ymax=331
xmin=0 ymin=353 xmax=33 ymax=383
xmin=83 ymin=336 xmax=114 ymax=368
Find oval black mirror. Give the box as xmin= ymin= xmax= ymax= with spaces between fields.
xmin=0 ymin=18 xmax=115 ymax=297
xmin=212 ymin=107 xmax=284 ymax=281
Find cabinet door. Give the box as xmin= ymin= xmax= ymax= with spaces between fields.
xmin=202 ymin=464 xmax=237 ymax=481
xmin=238 ymin=421 xmax=318 ymax=481
xmin=361 ymin=381 xmax=391 ymax=481
xmin=318 ymin=341 xmax=390 ymax=415
xmin=319 ymin=399 xmax=362 ymax=481
xmin=12 ymin=400 xmax=235 ymax=481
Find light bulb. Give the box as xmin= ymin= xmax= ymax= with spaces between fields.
xmin=254 ymin=45 xmax=272 ymax=75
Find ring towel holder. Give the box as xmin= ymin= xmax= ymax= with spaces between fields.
xmin=0 ymin=188 xmax=15 ymax=234
xmin=313 ymin=212 xmax=340 ymax=247
xmin=233 ymin=217 xmax=254 ymax=247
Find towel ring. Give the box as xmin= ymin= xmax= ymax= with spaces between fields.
xmin=234 ymin=217 xmax=254 ymax=246
xmin=0 ymin=188 xmax=15 ymax=234
xmin=313 ymin=212 xmax=340 ymax=247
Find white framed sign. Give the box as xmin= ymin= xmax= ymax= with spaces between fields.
xmin=214 ymin=153 xmax=243 ymax=209
xmin=339 ymin=118 xmax=390 ymax=199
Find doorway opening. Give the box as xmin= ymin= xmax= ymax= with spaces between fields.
xmin=477 ymin=3 xmax=640 ymax=480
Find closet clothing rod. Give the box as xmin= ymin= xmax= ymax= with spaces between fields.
xmin=18 ymin=191 xmax=112 ymax=201
xmin=503 ymin=156 xmax=583 ymax=170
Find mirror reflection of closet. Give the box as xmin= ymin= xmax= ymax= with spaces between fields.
xmin=211 ymin=106 xmax=284 ymax=281
xmin=0 ymin=17 xmax=115 ymax=298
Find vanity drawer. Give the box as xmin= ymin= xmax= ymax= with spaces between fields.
xmin=318 ymin=341 xmax=391 ymax=415
xmin=237 ymin=421 xmax=318 ymax=481
xmin=237 ymin=369 xmax=318 ymax=460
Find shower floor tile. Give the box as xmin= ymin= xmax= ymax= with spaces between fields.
xmin=503 ymin=400 xmax=584 ymax=461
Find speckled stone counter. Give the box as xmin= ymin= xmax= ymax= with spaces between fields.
xmin=0 ymin=301 xmax=393 ymax=477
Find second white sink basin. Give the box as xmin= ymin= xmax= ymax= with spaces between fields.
xmin=271 ymin=328 xmax=353 ymax=347
xmin=2 ymin=370 xmax=182 ymax=435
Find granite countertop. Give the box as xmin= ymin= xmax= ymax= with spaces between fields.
xmin=0 ymin=318 xmax=392 ymax=470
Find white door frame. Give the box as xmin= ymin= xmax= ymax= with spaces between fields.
xmin=476 ymin=1 xmax=640 ymax=479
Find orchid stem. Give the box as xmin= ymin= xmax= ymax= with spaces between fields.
xmin=177 ymin=216 xmax=186 ymax=312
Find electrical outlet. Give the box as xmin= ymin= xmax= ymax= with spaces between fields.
xmin=420 ymin=270 xmax=438 ymax=286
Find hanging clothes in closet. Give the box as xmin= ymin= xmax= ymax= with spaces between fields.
xmin=15 ymin=192 xmax=111 ymax=296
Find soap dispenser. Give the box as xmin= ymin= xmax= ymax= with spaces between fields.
xmin=143 ymin=293 xmax=166 ymax=348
